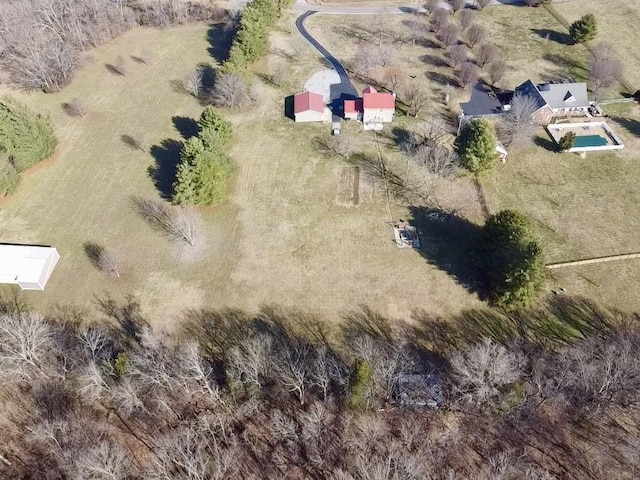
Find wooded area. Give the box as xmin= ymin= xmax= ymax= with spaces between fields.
xmin=0 ymin=0 xmax=226 ymax=91
xmin=0 ymin=296 xmax=639 ymax=479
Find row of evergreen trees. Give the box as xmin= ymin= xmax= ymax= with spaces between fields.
xmin=173 ymin=107 xmax=234 ymax=206
xmin=224 ymin=0 xmax=293 ymax=70
xmin=0 ymin=97 xmax=57 ymax=195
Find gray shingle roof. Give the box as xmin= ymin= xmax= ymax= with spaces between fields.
xmin=515 ymin=80 xmax=589 ymax=110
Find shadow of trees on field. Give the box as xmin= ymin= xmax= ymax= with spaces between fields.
xmin=149 ymin=139 xmax=183 ymax=199
xmin=531 ymin=28 xmax=572 ymax=45
xmin=83 ymin=242 xmax=104 ymax=270
xmin=408 ymin=206 xmax=484 ymax=297
xmin=420 ymin=53 xmax=449 ymax=69
xmin=426 ymin=70 xmax=455 ymax=87
xmin=610 ymin=115 xmax=640 ymax=138
xmin=534 ymin=134 xmax=557 ymax=151
xmin=207 ymin=22 xmax=236 ymax=64
xmin=172 ymin=116 xmax=199 ymax=139
xmin=94 ymin=295 xmax=149 ymax=345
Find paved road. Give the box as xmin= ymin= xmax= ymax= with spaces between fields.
xmin=296 ymin=11 xmax=358 ymax=123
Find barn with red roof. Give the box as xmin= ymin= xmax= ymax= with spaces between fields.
xmin=293 ymin=91 xmax=326 ymax=123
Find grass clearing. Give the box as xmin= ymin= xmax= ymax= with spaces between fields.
xmin=554 ymin=0 xmax=640 ymax=89
xmin=0 ymin=20 xmax=484 ymax=326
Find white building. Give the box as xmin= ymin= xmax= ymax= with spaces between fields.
xmin=0 ymin=245 xmax=60 ymax=290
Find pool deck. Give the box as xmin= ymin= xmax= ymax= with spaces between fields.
xmin=546 ymin=121 xmax=624 ymax=153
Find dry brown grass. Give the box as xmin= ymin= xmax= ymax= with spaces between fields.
xmin=554 ymin=0 xmax=640 ymax=88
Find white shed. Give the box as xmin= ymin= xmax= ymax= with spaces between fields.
xmin=0 ymin=245 xmax=60 ymax=290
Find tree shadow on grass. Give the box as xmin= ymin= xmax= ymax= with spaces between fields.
xmin=426 ymin=70 xmax=456 ymax=87
xmin=149 ymin=139 xmax=183 ymax=199
xmin=83 ymin=242 xmax=104 ymax=270
xmin=172 ymin=116 xmax=199 ymax=139
xmin=610 ymin=115 xmax=640 ymax=137
xmin=420 ymin=53 xmax=449 ymax=69
xmin=534 ymin=134 xmax=557 ymax=152
xmin=207 ymin=22 xmax=236 ymax=64
xmin=94 ymin=295 xmax=149 ymax=345
xmin=408 ymin=206 xmax=483 ymax=297
xmin=531 ymin=28 xmax=572 ymax=45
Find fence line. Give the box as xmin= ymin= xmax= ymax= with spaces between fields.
xmin=546 ymin=253 xmax=640 ymax=269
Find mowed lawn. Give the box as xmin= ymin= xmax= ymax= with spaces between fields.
xmin=555 ymin=0 xmax=640 ymax=88
xmin=0 ymin=22 xmax=483 ymax=326
xmin=483 ymin=104 xmax=640 ymax=311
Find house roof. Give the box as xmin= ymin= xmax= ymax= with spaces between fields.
xmin=515 ymin=80 xmax=589 ymax=110
xmin=0 ymin=245 xmax=60 ymax=290
xmin=460 ymin=81 xmax=505 ymax=117
xmin=363 ymin=91 xmax=395 ymax=110
xmin=344 ymin=99 xmax=363 ymax=113
xmin=293 ymin=91 xmax=324 ymax=114
xmin=362 ymin=86 xmax=377 ymax=94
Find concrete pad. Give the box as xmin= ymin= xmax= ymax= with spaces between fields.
xmin=304 ymin=69 xmax=341 ymax=103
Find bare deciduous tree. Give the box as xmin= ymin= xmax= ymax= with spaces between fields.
xmin=456 ymin=61 xmax=480 ymax=88
xmin=450 ymin=0 xmax=466 ymax=13
xmin=431 ymin=8 xmax=451 ymax=31
xmin=451 ymin=339 xmax=523 ymax=405
xmin=448 ymin=44 xmax=469 ymax=68
xmin=383 ymin=66 xmax=406 ymax=91
xmin=465 ymin=23 xmax=486 ymax=47
xmin=403 ymin=81 xmax=429 ymax=117
xmin=458 ymin=8 xmax=475 ymax=30
xmin=210 ymin=72 xmax=250 ymax=108
xmin=226 ymin=335 xmax=272 ymax=394
xmin=97 ymin=250 xmax=121 ymax=278
xmin=62 ymin=97 xmax=86 ymax=117
xmin=74 ymin=440 xmax=131 ymax=480
xmin=0 ymin=312 xmax=52 ymax=382
xmin=424 ymin=0 xmax=440 ymax=14
xmin=121 ymin=133 xmax=148 ymax=152
xmin=489 ymin=60 xmax=507 ymax=86
xmin=185 ymin=68 xmax=204 ymax=98
xmin=438 ymin=23 xmax=460 ymax=48
xmin=589 ymin=43 xmax=624 ymax=102
xmin=272 ymin=342 xmax=311 ymax=405
xmin=405 ymin=19 xmax=427 ymax=45
xmin=130 ymin=197 xmax=199 ymax=246
xmin=476 ymin=42 xmax=498 ymax=67
xmin=502 ymin=91 xmax=538 ymax=147
xmin=475 ymin=0 xmax=491 ymax=10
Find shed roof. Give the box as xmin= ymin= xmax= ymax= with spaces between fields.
xmin=0 ymin=245 xmax=60 ymax=290
xmin=344 ymin=99 xmax=363 ymax=113
xmin=293 ymin=91 xmax=324 ymax=114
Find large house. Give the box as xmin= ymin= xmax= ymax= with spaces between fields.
xmin=293 ymin=91 xmax=326 ymax=123
xmin=514 ymin=80 xmax=590 ymax=124
xmin=344 ymin=86 xmax=395 ymax=129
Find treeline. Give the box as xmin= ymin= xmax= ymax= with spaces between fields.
xmin=173 ymin=107 xmax=235 ymax=205
xmin=0 ymin=0 xmax=227 ymax=92
xmin=0 ymin=97 xmax=57 ymax=195
xmin=1 ymin=296 xmax=639 ymax=478
xmin=224 ymin=0 xmax=293 ymax=70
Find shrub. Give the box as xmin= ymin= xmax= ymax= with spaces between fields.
xmin=0 ymin=97 xmax=57 ymax=173
xmin=455 ymin=119 xmax=497 ymax=173
xmin=477 ymin=210 xmax=546 ymax=309
xmin=558 ymin=131 xmax=576 ymax=151
xmin=0 ymin=153 xmax=20 ymax=196
xmin=569 ymin=14 xmax=597 ymax=44
xmin=348 ymin=360 xmax=374 ymax=410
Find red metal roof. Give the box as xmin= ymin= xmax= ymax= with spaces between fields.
xmin=363 ymin=92 xmax=395 ymax=110
xmin=362 ymin=86 xmax=377 ymax=94
xmin=344 ymin=99 xmax=363 ymax=113
xmin=294 ymin=91 xmax=324 ymax=114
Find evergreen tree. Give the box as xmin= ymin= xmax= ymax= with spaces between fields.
xmin=558 ymin=131 xmax=576 ymax=152
xmin=456 ymin=119 xmax=498 ymax=173
xmin=198 ymin=107 xmax=232 ymax=147
xmin=347 ymin=360 xmax=374 ymax=410
xmin=477 ymin=210 xmax=546 ymax=309
xmin=569 ymin=14 xmax=597 ymax=44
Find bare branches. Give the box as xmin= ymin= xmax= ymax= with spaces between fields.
xmin=121 ymin=133 xmax=148 ymax=153
xmin=402 ymin=81 xmax=429 ymax=117
xmin=62 ymin=97 xmax=86 ymax=117
xmin=130 ymin=196 xmax=199 ymax=246
xmin=590 ymin=42 xmax=624 ymax=102
xmin=0 ymin=312 xmax=52 ymax=382
xmin=185 ymin=68 xmax=204 ymax=98
xmin=502 ymin=91 xmax=538 ymax=147
xmin=209 ymin=72 xmax=250 ymax=108
xmin=456 ymin=61 xmax=480 ymax=88
xmin=476 ymin=42 xmax=498 ymax=67
xmin=465 ymin=23 xmax=486 ymax=48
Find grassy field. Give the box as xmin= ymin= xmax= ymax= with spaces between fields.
xmin=483 ymin=103 xmax=640 ymax=310
xmin=0 ymin=21 xmax=484 ymax=328
xmin=554 ymin=0 xmax=640 ymax=89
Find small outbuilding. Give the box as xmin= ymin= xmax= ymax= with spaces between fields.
xmin=343 ymin=86 xmax=395 ymax=129
xmin=0 ymin=244 xmax=60 ymax=290
xmin=393 ymin=373 xmax=444 ymax=409
xmin=293 ymin=91 xmax=325 ymax=123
